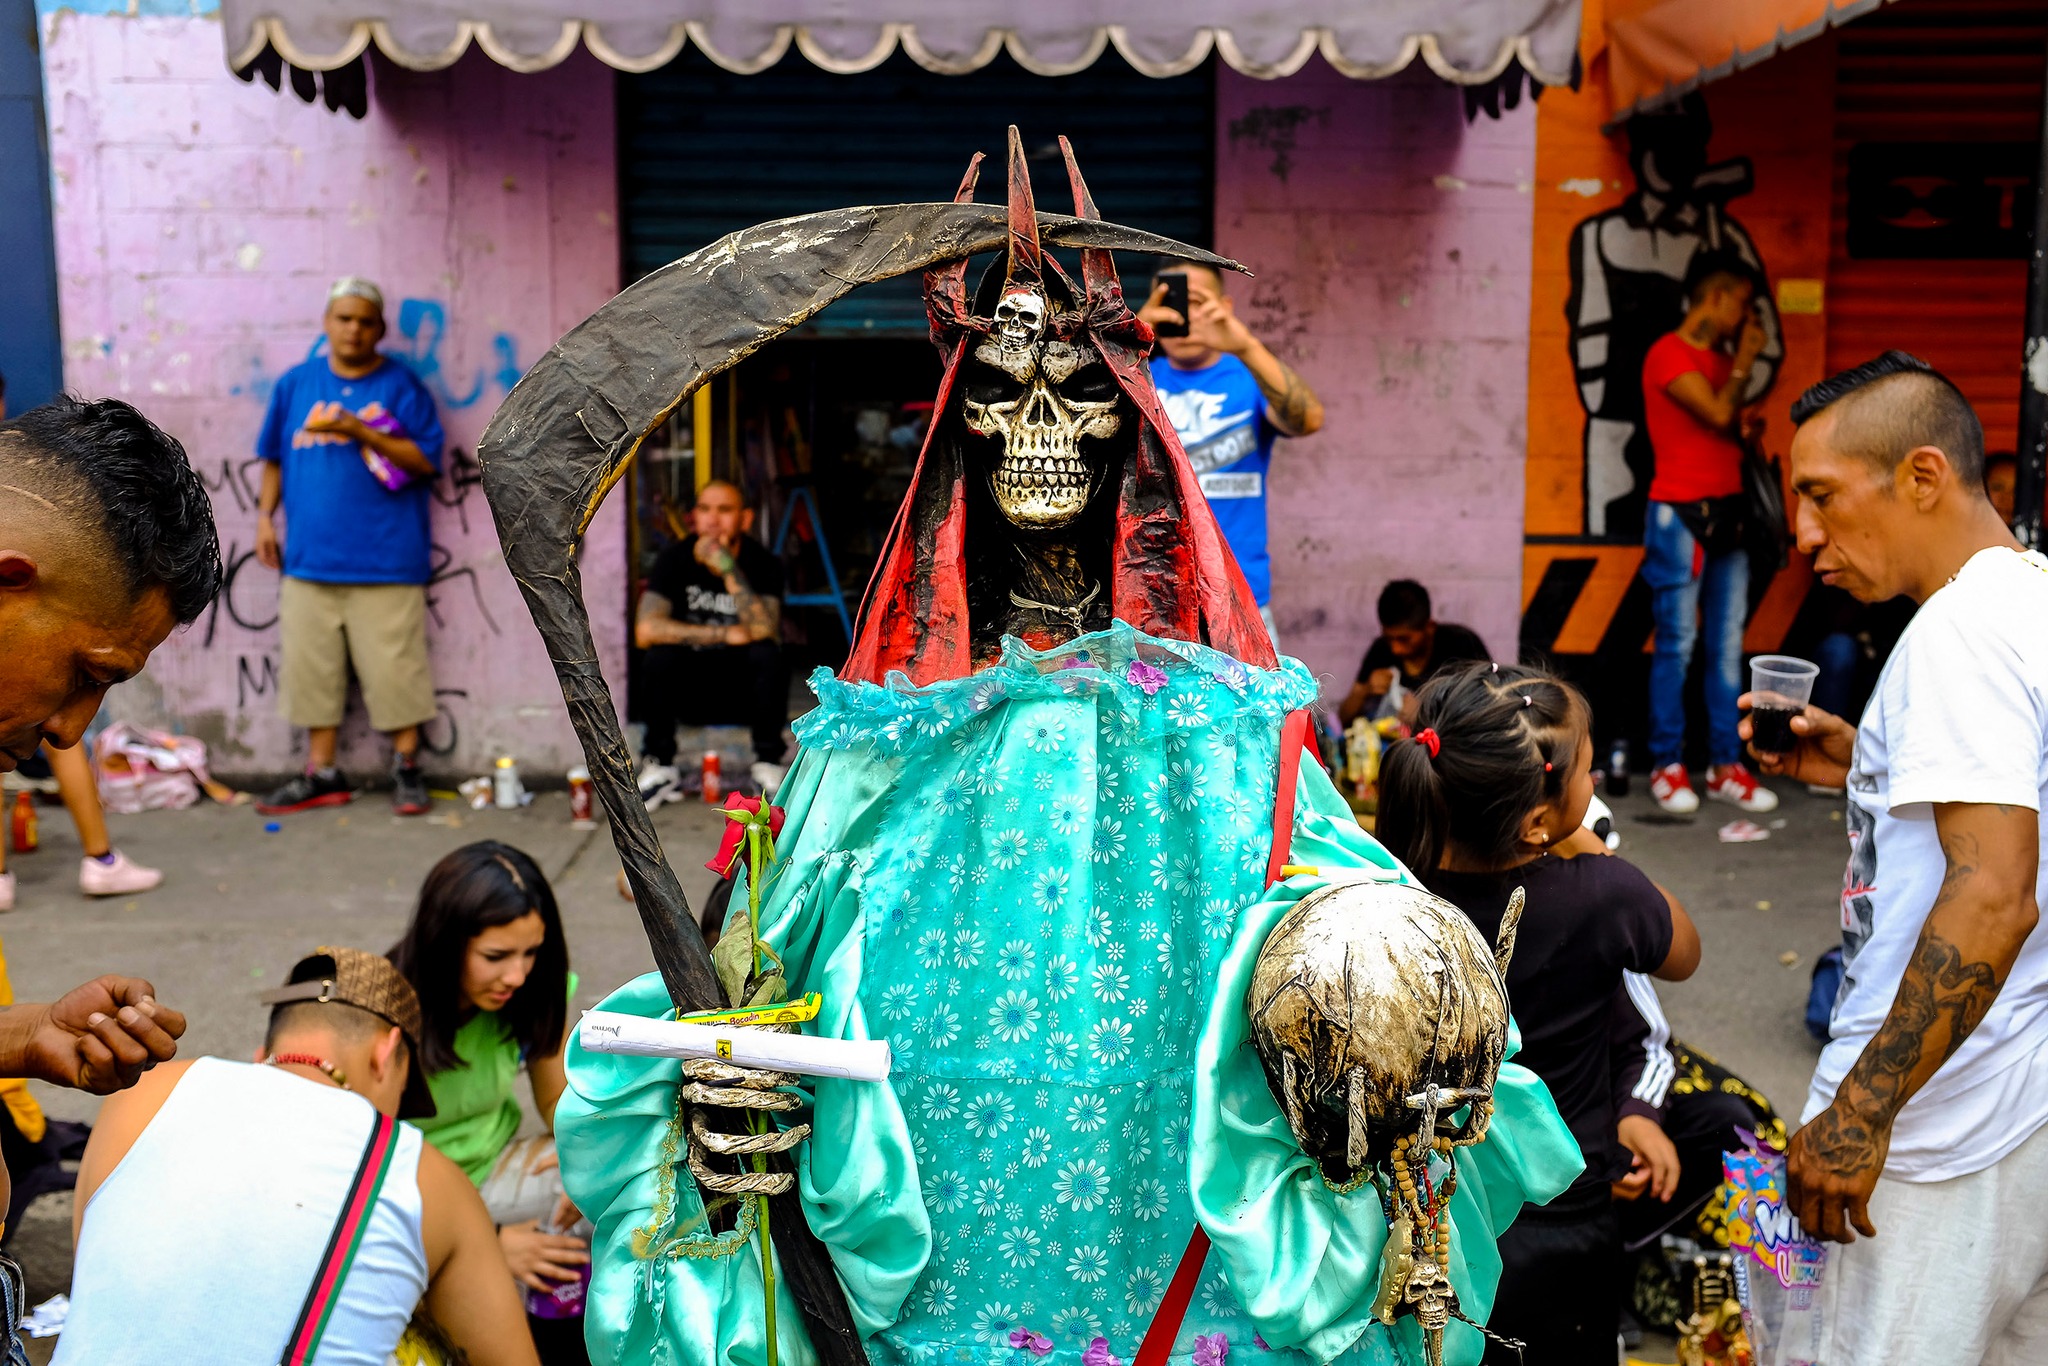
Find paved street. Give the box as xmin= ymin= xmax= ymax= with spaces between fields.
xmin=0 ymin=771 xmax=1852 ymax=1351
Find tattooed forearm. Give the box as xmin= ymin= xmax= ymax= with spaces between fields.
xmin=724 ymin=570 xmax=780 ymax=641
xmin=1257 ymin=361 xmax=1321 ymax=435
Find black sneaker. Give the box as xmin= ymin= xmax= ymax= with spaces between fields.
xmin=257 ymin=768 xmax=353 ymax=815
xmin=392 ymin=759 xmax=431 ymax=816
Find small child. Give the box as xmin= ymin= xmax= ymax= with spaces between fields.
xmin=1378 ymin=662 xmax=1701 ymax=1363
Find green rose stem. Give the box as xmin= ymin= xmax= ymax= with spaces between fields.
xmin=744 ymin=813 xmax=780 ymax=1366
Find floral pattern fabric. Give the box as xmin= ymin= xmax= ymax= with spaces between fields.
xmin=798 ymin=627 xmax=1316 ymax=1363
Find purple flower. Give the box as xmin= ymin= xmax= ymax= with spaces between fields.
xmin=1010 ymin=1329 xmax=1054 ymax=1357
xmin=1127 ymin=660 xmax=1168 ymax=696
xmin=1253 ymin=1336 xmax=1269 ymax=1352
xmin=1193 ymin=1334 xmax=1230 ymax=1366
xmin=1083 ymin=1338 xmax=1122 ymax=1366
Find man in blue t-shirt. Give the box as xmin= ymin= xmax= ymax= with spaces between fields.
xmin=253 ymin=277 xmax=445 ymax=817
xmin=1143 ymin=261 xmax=1325 ymax=650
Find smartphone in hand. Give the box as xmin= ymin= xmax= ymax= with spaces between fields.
xmin=1153 ymin=272 xmax=1189 ymax=338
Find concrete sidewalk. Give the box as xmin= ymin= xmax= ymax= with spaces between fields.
xmin=0 ymin=770 xmax=1852 ymax=1347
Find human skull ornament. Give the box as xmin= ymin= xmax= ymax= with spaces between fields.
xmin=1246 ymin=880 xmax=1514 ymax=1184
xmin=963 ymin=319 xmax=1124 ymax=530
xmin=993 ymin=284 xmax=1048 ymax=352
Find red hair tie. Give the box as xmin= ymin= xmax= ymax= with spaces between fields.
xmin=1415 ymin=727 xmax=1441 ymax=758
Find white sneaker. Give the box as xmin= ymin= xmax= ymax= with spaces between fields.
xmin=637 ymin=762 xmax=683 ymax=811
xmin=0 ymin=872 xmax=13 ymax=912
xmin=80 ymin=849 xmax=163 ymax=896
xmin=750 ymin=761 xmax=788 ymax=800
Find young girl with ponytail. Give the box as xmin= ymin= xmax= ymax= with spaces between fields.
xmin=1378 ymin=661 xmax=1701 ymax=1364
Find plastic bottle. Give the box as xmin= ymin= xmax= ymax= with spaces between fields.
xmin=1606 ymin=737 xmax=1631 ymax=798
xmin=701 ymin=750 xmax=722 ymax=805
xmin=492 ymin=756 xmax=522 ymax=810
xmin=9 ymin=793 xmax=36 ymax=854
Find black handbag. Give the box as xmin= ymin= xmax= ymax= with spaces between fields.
xmin=1742 ymin=438 xmax=1790 ymax=573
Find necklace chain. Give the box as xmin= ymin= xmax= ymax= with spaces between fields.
xmin=265 ymin=1052 xmax=349 ymax=1090
xmin=1009 ymin=582 xmax=1102 ymax=630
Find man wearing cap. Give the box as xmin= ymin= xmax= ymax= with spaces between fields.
xmin=59 ymin=947 xmax=539 ymax=1364
xmin=256 ymin=278 xmax=446 ymax=818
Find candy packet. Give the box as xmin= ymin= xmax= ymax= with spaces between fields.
xmin=1721 ymin=1133 xmax=1828 ymax=1366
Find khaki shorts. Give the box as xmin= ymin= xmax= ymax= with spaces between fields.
xmin=278 ymin=577 xmax=436 ymax=733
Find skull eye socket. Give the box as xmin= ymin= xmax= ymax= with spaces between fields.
xmin=1058 ymin=366 xmax=1119 ymax=406
xmin=962 ymin=365 xmax=1025 ymax=409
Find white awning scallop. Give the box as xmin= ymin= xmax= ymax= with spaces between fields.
xmin=220 ymin=2 xmax=1582 ymax=85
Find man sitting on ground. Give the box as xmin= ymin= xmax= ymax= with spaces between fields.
xmin=635 ymin=480 xmax=788 ymax=801
xmin=59 ymin=947 xmax=538 ymax=1365
xmin=1337 ymin=578 xmax=1491 ymax=724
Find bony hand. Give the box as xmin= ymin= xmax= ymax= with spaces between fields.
xmin=1615 ymin=1114 xmax=1681 ymax=1203
xmin=26 ymin=977 xmax=186 ymax=1094
xmin=498 ymin=1218 xmax=590 ymax=1291
xmin=1786 ymin=1102 xmax=1885 ymax=1243
xmin=1738 ymin=693 xmax=1855 ymax=788
xmin=255 ymin=513 xmax=282 ymax=571
xmin=300 ymin=400 xmax=360 ymax=437
xmin=679 ymin=1056 xmax=809 ymax=1198
xmin=1136 ymin=279 xmax=1186 ymax=334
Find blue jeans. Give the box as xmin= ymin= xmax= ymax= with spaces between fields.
xmin=1644 ymin=501 xmax=1748 ymax=768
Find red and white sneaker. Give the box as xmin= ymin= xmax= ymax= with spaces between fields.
xmin=1707 ymin=763 xmax=1779 ymax=814
xmin=1650 ymin=763 xmax=1700 ymax=815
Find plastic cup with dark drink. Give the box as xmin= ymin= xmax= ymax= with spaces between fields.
xmin=1748 ymin=655 xmax=1819 ymax=755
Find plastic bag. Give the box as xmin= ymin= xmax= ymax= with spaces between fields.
xmin=1722 ymin=1137 xmax=1828 ymax=1366
xmin=91 ymin=723 xmax=211 ymax=814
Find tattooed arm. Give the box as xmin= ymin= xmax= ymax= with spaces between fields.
xmin=635 ymin=591 xmax=735 ymax=648
xmin=1788 ymin=802 xmax=2039 ymax=1242
xmin=1237 ymin=336 xmax=1325 ymax=438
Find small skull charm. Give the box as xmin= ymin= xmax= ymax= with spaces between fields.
xmin=1400 ymin=1257 xmax=1457 ymax=1366
xmin=993 ymin=284 xmax=1047 ymax=352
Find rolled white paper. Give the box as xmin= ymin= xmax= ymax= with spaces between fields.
xmin=578 ymin=1011 xmax=892 ymax=1083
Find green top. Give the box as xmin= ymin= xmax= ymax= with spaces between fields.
xmin=418 ymin=970 xmax=578 ymax=1184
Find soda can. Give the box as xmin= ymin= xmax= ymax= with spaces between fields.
xmin=567 ymin=765 xmax=595 ymax=827
xmin=701 ymin=750 xmax=722 ymax=805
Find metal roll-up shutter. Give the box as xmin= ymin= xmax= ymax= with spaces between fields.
xmin=1829 ymin=0 xmax=2047 ymax=449
xmin=618 ymin=49 xmax=1214 ymax=335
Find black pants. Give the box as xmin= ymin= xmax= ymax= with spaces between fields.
xmin=1484 ymin=1195 xmax=1623 ymax=1366
xmin=640 ymin=641 xmax=788 ymax=766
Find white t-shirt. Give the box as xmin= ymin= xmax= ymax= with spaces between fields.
xmin=1803 ymin=546 xmax=2048 ymax=1182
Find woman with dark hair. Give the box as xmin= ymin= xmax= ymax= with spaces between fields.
xmin=1377 ymin=662 xmax=1702 ymax=1364
xmin=388 ymin=840 xmax=589 ymax=1307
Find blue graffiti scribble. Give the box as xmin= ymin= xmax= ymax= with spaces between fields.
xmin=394 ymin=299 xmax=483 ymax=409
xmin=493 ymin=333 xmax=524 ymax=393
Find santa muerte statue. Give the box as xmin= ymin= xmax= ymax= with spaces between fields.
xmin=479 ymin=130 xmax=1579 ymax=1366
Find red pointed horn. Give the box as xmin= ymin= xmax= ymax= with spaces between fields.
xmin=953 ymin=150 xmax=985 ymax=205
xmin=1005 ymin=125 xmax=1043 ymax=285
xmin=927 ymin=152 xmax=986 ymax=326
xmin=1059 ymin=134 xmax=1121 ymax=306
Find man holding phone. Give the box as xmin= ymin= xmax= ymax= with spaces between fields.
xmin=1141 ymin=262 xmax=1324 ymax=650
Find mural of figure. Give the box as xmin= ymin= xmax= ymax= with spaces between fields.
xmin=1566 ymin=95 xmax=1782 ymax=540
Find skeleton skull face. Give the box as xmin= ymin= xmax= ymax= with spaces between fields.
xmin=1246 ymin=881 xmax=1512 ymax=1183
xmin=962 ymin=288 xmax=1125 ymax=530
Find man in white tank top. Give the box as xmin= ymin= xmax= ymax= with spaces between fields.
xmin=59 ymin=947 xmax=539 ymax=1365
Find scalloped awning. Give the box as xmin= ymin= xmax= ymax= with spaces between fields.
xmin=220 ymin=1 xmax=1582 ymax=84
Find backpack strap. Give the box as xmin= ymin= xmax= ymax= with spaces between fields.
xmin=280 ymin=1109 xmax=401 ymax=1365
xmin=1134 ymin=708 xmax=1316 ymax=1366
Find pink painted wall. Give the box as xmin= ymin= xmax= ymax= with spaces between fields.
xmin=41 ymin=13 xmax=624 ymax=778
xmin=1216 ymin=63 xmax=1535 ymax=687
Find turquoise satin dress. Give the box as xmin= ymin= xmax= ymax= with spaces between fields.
xmin=557 ymin=624 xmax=1581 ymax=1366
